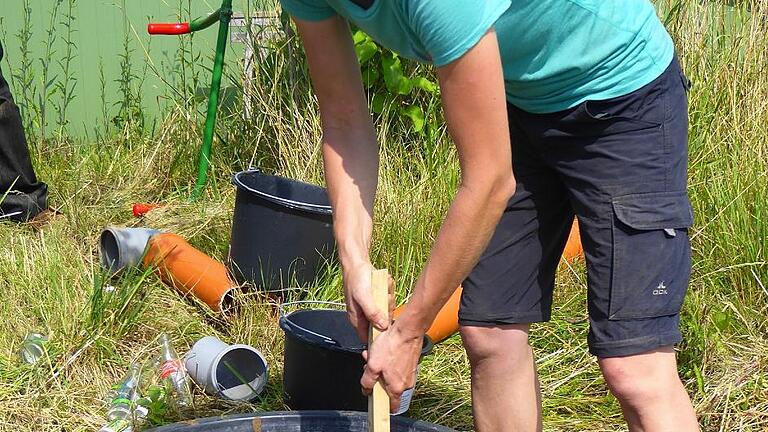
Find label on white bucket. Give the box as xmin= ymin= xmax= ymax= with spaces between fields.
xmin=395 ymin=386 xmax=415 ymax=415
xmin=394 ymin=365 xmax=419 ymax=415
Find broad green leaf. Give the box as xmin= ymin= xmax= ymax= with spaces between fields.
xmin=371 ymin=93 xmax=387 ymax=114
xmin=355 ymin=41 xmax=379 ymax=64
xmin=352 ymin=30 xmax=367 ymax=45
xmin=413 ymin=76 xmax=438 ymax=93
xmin=396 ymin=76 xmax=413 ymax=95
xmin=382 ymin=53 xmax=405 ymax=94
xmin=402 ymin=104 xmax=425 ymax=132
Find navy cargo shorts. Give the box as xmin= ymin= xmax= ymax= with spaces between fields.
xmin=460 ymin=57 xmax=693 ymax=357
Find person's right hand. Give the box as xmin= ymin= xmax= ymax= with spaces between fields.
xmin=342 ymin=260 xmax=393 ymax=343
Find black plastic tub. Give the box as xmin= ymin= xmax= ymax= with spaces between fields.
xmin=147 ymin=411 xmax=455 ymax=431
xmin=280 ymin=308 xmax=433 ymax=414
xmin=229 ymin=170 xmax=336 ymax=294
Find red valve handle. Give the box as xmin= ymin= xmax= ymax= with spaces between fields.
xmin=147 ymin=23 xmax=191 ymax=35
xmin=132 ymin=203 xmax=161 ymax=217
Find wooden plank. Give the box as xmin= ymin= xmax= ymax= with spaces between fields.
xmin=368 ymin=268 xmax=391 ymax=432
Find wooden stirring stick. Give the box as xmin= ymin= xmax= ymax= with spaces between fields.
xmin=368 ymin=269 xmax=391 ymax=432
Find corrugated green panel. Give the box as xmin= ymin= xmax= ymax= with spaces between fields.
xmin=0 ymin=0 xmax=278 ymax=138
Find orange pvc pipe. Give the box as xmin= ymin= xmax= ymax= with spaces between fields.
xmin=394 ymin=219 xmax=584 ymax=345
xmin=562 ymin=218 xmax=584 ymax=262
xmin=142 ymin=233 xmax=235 ymax=313
xmin=394 ymin=286 xmax=463 ymax=344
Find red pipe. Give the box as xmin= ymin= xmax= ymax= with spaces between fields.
xmin=147 ymin=23 xmax=191 ymax=35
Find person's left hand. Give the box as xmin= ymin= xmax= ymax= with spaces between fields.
xmin=361 ymin=320 xmax=424 ymax=413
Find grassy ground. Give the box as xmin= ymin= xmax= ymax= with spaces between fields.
xmin=0 ymin=0 xmax=766 ymax=431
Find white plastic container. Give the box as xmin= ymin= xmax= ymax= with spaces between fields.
xmin=185 ymin=336 xmax=268 ymax=401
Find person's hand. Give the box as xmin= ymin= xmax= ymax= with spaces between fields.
xmin=361 ymin=321 xmax=423 ymax=413
xmin=342 ymin=260 xmax=394 ymax=342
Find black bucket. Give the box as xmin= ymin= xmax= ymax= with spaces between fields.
xmin=229 ymin=170 xmax=336 ymax=294
xmin=279 ymin=305 xmax=433 ymax=414
xmin=147 ymin=411 xmax=455 ymax=431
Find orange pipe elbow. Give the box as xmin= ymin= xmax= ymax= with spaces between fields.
xmin=142 ymin=233 xmax=236 ymax=313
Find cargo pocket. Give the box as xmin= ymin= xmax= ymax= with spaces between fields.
xmin=608 ymin=190 xmax=693 ymax=320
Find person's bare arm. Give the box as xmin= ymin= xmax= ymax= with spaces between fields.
xmin=400 ymin=28 xmax=514 ymax=335
xmin=362 ymin=29 xmax=516 ymax=411
xmin=294 ymin=16 xmax=390 ymax=339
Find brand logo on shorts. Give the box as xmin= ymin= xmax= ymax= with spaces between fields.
xmin=653 ymin=281 xmax=668 ymax=296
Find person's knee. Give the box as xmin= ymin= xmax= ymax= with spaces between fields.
xmin=600 ymin=360 xmax=649 ymax=404
xmin=598 ymin=347 xmax=682 ymax=406
xmin=460 ymin=323 xmax=530 ymax=366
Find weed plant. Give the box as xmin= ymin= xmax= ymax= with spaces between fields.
xmin=0 ymin=0 xmax=765 ymax=430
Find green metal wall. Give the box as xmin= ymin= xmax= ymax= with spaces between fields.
xmin=0 ymin=0 xmax=276 ymax=138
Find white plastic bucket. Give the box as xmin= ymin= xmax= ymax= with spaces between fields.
xmin=185 ymin=336 xmax=268 ymax=401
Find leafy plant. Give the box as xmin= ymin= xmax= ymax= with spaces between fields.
xmin=112 ymin=0 xmax=147 ymax=139
xmin=13 ymin=0 xmax=37 ymax=136
xmin=54 ymin=0 xmax=78 ymax=139
xmin=352 ymin=30 xmax=440 ymax=135
xmin=136 ymin=385 xmax=171 ymax=425
xmin=37 ymin=0 xmax=65 ymax=145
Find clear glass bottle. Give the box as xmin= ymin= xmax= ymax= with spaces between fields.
xmin=98 ymin=418 xmax=133 ymax=432
xmin=105 ymin=363 xmax=141 ymax=421
xmin=159 ymin=333 xmax=192 ymax=408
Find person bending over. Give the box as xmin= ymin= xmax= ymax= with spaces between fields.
xmin=279 ymin=0 xmax=699 ymax=430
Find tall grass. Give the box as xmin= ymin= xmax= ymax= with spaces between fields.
xmin=53 ymin=0 xmax=77 ymax=139
xmin=0 ymin=0 xmax=766 ymax=430
xmin=664 ymin=2 xmax=768 ymax=429
xmin=11 ymin=0 xmax=36 ymax=135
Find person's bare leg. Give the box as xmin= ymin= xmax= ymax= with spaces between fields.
xmin=599 ymin=346 xmax=698 ymax=432
xmin=461 ymin=324 xmax=541 ymax=432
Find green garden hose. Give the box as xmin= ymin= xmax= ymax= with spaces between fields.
xmin=148 ymin=0 xmax=233 ymax=199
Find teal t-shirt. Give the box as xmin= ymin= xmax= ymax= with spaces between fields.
xmin=280 ymin=0 xmax=674 ymax=114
